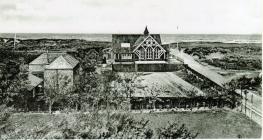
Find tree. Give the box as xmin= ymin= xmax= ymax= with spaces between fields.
xmin=68 ymin=70 xmax=100 ymax=111
xmin=157 ymin=122 xmax=199 ymax=139
xmin=100 ymin=70 xmax=120 ymax=121
xmin=3 ymin=58 xmax=31 ymax=111
xmin=44 ymin=73 xmax=72 ymax=113
xmin=14 ymin=62 xmax=31 ymax=111
xmin=144 ymin=83 xmax=165 ymax=110
xmin=0 ymin=63 xmax=18 ymax=106
xmin=118 ymin=72 xmax=139 ymax=110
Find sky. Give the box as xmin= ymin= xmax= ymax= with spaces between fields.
xmin=0 ymin=0 xmax=262 ymax=34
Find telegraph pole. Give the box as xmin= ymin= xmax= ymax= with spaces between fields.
xmin=13 ymin=33 xmax=16 ymax=51
xmin=176 ymin=26 xmax=179 ymax=50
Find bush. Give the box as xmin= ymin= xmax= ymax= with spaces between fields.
xmin=157 ymin=122 xmax=198 ymax=139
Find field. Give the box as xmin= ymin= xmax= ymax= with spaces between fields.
xmin=0 ymin=110 xmax=260 ymax=139
xmin=133 ymin=110 xmax=261 ymax=138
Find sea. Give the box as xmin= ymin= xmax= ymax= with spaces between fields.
xmin=0 ymin=33 xmax=261 ymax=44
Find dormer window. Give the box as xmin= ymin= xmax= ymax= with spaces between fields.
xmin=121 ymin=43 xmax=130 ymax=48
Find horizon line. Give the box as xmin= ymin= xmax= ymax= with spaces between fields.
xmin=0 ymin=32 xmax=261 ymax=35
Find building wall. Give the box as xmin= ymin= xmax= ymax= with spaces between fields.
xmin=73 ymin=64 xmax=80 ymax=86
xmin=44 ymin=69 xmax=74 ymax=94
xmin=29 ymin=64 xmax=45 ymax=73
xmin=137 ymin=64 xmax=184 ymax=72
xmin=112 ymin=63 xmax=185 ymax=72
xmin=112 ymin=64 xmax=136 ymax=72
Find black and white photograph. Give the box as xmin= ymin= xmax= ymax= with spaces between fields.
xmin=0 ymin=0 xmax=262 ymax=139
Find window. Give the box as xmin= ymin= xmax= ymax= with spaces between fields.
xmin=121 ymin=43 xmax=130 ymax=48
xmin=121 ymin=54 xmax=132 ymax=59
xmin=146 ymin=47 xmax=153 ymax=59
xmin=139 ymin=47 xmax=145 ymax=59
xmin=154 ymin=47 xmax=160 ymax=59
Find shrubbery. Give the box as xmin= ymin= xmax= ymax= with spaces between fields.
xmin=0 ymin=112 xmax=197 ymax=139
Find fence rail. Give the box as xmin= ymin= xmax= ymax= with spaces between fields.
xmin=239 ymin=101 xmax=261 ymax=126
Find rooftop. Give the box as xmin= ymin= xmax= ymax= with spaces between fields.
xmin=27 ymin=74 xmax=43 ymax=91
xmin=29 ymin=52 xmax=79 ymax=70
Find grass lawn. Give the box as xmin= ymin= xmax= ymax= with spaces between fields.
xmin=1 ymin=110 xmax=261 ymax=139
xmin=132 ymin=110 xmax=261 ymax=138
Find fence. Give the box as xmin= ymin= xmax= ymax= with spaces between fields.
xmin=239 ymin=100 xmax=261 ymax=126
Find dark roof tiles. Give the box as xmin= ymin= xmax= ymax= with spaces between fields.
xmin=112 ymin=34 xmax=162 ymax=53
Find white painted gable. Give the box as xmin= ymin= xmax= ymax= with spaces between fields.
xmin=46 ymin=56 xmax=74 ymax=69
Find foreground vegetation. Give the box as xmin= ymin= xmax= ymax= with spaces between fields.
xmin=133 ymin=110 xmax=261 ymax=138
xmin=0 ymin=106 xmax=199 ymax=139
xmin=0 ymin=108 xmax=260 ymax=139
xmin=0 ymin=38 xmax=261 ymax=138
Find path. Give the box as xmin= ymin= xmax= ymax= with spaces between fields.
xmin=170 ymin=48 xmax=227 ymax=87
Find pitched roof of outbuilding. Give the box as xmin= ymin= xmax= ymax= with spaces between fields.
xmin=27 ymin=74 xmax=43 ymax=91
xmin=117 ymin=72 xmax=205 ymax=98
xmin=29 ymin=52 xmax=66 ymax=65
xmin=63 ymin=54 xmax=79 ymax=68
xmin=133 ymin=72 xmax=205 ymax=98
xmin=29 ymin=52 xmax=79 ymax=69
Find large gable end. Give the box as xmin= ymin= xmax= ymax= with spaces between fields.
xmin=133 ymin=35 xmax=165 ymax=52
xmin=45 ymin=56 xmax=74 ymax=69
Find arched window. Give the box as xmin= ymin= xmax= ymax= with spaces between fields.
xmin=154 ymin=47 xmax=161 ymax=59
xmin=146 ymin=47 xmax=153 ymax=59
xmin=139 ymin=47 xmax=145 ymax=59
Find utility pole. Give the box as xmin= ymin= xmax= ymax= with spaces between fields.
xmin=176 ymin=26 xmax=179 ymax=50
xmin=13 ymin=33 xmax=16 ymax=51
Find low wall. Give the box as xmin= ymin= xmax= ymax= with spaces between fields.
xmin=112 ymin=64 xmax=136 ymax=72
xmin=112 ymin=63 xmax=185 ymax=72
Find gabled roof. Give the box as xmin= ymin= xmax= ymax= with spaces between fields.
xmin=29 ymin=52 xmax=79 ymax=70
xmin=132 ymin=35 xmax=166 ymax=54
xmin=117 ymin=72 xmax=205 ymax=98
xmin=133 ymin=35 xmax=162 ymax=47
xmin=63 ymin=54 xmax=79 ymax=68
xmin=112 ymin=34 xmax=162 ymax=53
xmin=27 ymin=74 xmax=43 ymax=91
xmin=45 ymin=55 xmax=79 ymax=69
xmin=29 ymin=52 xmax=66 ymax=65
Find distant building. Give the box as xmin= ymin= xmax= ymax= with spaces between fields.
xmin=29 ymin=52 xmax=79 ymax=94
xmin=111 ymin=27 xmax=178 ymax=72
xmin=112 ymin=27 xmax=169 ymax=64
